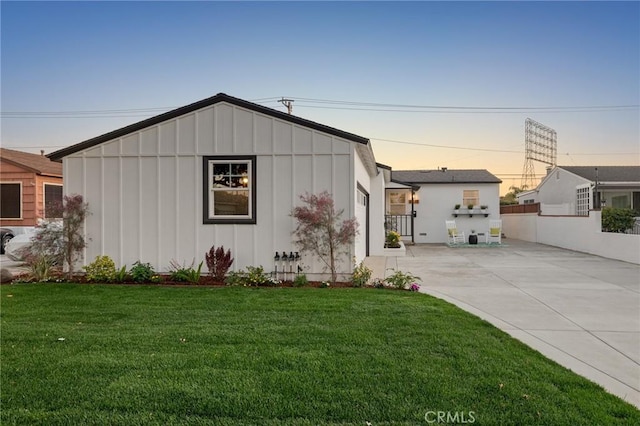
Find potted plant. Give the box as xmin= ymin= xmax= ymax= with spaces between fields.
xmin=467 ymin=203 xmax=474 ymax=217
xmin=480 ymin=205 xmax=489 ymax=217
xmin=453 ymin=204 xmax=461 ymax=216
xmin=385 ymin=231 xmax=401 ymax=248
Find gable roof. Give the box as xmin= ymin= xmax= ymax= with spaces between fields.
xmin=0 ymin=148 xmax=63 ymax=177
xmin=392 ymin=169 xmax=502 ymax=184
xmin=559 ymin=166 xmax=640 ymax=183
xmin=48 ymin=93 xmax=370 ymax=161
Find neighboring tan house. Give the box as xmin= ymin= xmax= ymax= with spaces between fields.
xmin=517 ymin=166 xmax=640 ymax=216
xmin=385 ymin=168 xmax=502 ymax=243
xmin=48 ymin=93 xmax=388 ymax=277
xmin=0 ymin=148 xmax=63 ymax=227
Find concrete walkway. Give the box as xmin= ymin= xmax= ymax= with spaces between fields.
xmin=365 ymin=240 xmax=640 ymax=408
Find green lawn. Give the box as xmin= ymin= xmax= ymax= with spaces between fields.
xmin=1 ymin=284 xmax=638 ymax=425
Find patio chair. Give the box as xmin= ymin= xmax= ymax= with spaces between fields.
xmin=486 ymin=219 xmax=502 ymax=244
xmin=445 ymin=220 xmax=466 ymax=245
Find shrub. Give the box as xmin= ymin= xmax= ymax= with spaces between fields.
xmin=114 ymin=265 xmax=128 ymax=283
xmin=293 ymin=274 xmax=309 ymax=287
xmin=385 ymin=231 xmax=401 ymax=248
xmin=292 ymin=191 xmax=358 ymax=285
xmin=602 ymin=207 xmax=636 ymax=233
xmin=168 ymin=259 xmax=203 ymax=284
xmin=83 ymin=255 xmax=117 ymax=282
xmin=23 ymin=253 xmax=59 ymax=282
xmin=385 ymin=269 xmax=421 ymax=290
xmin=224 ymin=266 xmax=280 ymax=287
xmin=352 ymin=260 xmax=372 ymax=287
xmin=372 ymin=278 xmax=386 ymax=289
xmin=224 ymin=270 xmax=245 ymax=287
xmin=205 ymin=246 xmax=234 ymax=281
xmin=129 ymin=261 xmax=156 ymax=283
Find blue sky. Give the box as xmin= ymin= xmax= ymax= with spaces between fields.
xmin=2 ymin=1 xmax=638 ymax=193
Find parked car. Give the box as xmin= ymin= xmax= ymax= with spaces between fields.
xmin=4 ymin=233 xmax=33 ymax=261
xmin=4 ymin=221 xmax=61 ymax=261
xmin=1 ymin=228 xmax=14 ymax=255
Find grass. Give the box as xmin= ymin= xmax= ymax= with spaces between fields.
xmin=1 ymin=284 xmax=638 ymax=425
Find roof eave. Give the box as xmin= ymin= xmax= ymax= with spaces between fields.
xmin=48 ymin=93 xmax=370 ymax=161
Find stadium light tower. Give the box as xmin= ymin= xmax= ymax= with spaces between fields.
xmin=521 ymin=118 xmax=557 ymax=189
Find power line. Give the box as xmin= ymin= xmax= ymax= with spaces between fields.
xmin=2 ymin=97 xmax=637 ymax=118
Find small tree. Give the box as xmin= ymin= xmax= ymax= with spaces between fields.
xmin=23 ymin=194 xmax=89 ymax=281
xmin=60 ymin=194 xmax=90 ymax=279
xmin=291 ymin=191 xmax=358 ymax=285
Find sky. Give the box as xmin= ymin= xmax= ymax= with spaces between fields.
xmin=2 ymin=1 xmax=639 ymax=195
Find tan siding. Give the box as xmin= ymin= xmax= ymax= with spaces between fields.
xmin=1 ymin=160 xmax=62 ymax=226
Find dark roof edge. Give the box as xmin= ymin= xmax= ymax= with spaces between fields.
xmin=389 ymin=178 xmax=421 ymax=191
xmin=48 ymin=93 xmax=369 ymax=161
xmin=410 ymin=180 xmax=503 ymax=184
xmin=376 ymin=162 xmax=392 ymax=170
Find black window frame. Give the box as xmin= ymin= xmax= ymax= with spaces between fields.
xmin=0 ymin=182 xmax=22 ymax=219
xmin=202 ymin=155 xmax=257 ymax=225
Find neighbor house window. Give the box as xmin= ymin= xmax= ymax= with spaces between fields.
xmin=44 ymin=183 xmax=63 ymax=218
xmin=462 ymin=190 xmax=479 ymax=207
xmin=203 ymin=156 xmax=256 ymax=224
xmin=576 ymin=185 xmax=590 ymax=216
xmin=388 ymin=191 xmax=407 ymax=215
xmin=0 ymin=182 xmax=22 ymax=219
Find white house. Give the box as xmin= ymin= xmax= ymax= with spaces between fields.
xmin=48 ymin=93 xmax=387 ymax=278
xmin=518 ymin=166 xmax=640 ymax=216
xmin=386 ymin=168 xmax=502 ymax=243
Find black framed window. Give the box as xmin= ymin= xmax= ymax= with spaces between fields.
xmin=0 ymin=182 xmax=21 ymax=219
xmin=203 ymin=156 xmax=256 ymax=224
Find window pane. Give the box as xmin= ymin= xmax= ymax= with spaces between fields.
xmin=462 ymin=190 xmax=479 ymax=206
xmin=231 ymin=163 xmax=248 ymax=175
xmin=44 ymin=185 xmax=63 ymax=218
xmin=0 ymin=183 xmax=21 ymax=218
xmin=214 ymin=191 xmax=249 ymax=215
xmin=213 ymin=164 xmax=230 ymax=176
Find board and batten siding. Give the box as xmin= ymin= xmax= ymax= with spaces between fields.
xmin=63 ymin=102 xmax=361 ymax=276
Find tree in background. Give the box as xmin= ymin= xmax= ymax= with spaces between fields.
xmin=501 ymin=185 xmax=528 ymax=205
xmin=291 ymin=191 xmax=358 ymax=285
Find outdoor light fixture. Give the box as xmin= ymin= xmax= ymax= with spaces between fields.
xmin=281 ymin=252 xmax=288 ymax=280
xmin=273 ymin=252 xmax=281 ymax=278
xmin=272 ymin=251 xmax=303 ymax=280
xmin=295 ymin=252 xmax=301 ymax=275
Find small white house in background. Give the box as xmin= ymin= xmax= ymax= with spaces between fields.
xmin=518 ymin=166 xmax=640 ymax=216
xmin=387 ymin=168 xmax=502 ymax=243
xmin=48 ymin=93 xmax=388 ymax=278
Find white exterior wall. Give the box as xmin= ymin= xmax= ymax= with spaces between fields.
xmin=63 ymin=102 xmax=367 ymax=277
xmin=502 ymin=211 xmax=640 ymax=264
xmin=368 ymin=170 xmax=386 ymax=256
xmin=411 ymin=183 xmax=500 ymax=243
xmin=353 ymin=149 xmax=370 ymax=264
xmin=538 ymin=168 xmax=590 ymax=206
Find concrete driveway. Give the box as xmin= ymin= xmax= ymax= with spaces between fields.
xmin=372 ymin=239 xmax=640 ymax=408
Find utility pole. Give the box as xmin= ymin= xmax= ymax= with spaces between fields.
xmin=278 ymin=98 xmax=294 ymax=114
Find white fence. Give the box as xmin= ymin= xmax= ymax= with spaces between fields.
xmin=502 ymin=210 xmax=640 ymax=265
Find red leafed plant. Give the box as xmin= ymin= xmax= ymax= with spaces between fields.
xmin=291 ymin=191 xmax=358 ymax=285
xmin=205 ymin=246 xmax=234 ymax=282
